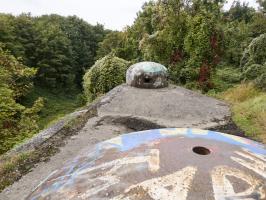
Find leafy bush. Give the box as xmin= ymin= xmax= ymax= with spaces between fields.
xmin=209 ymin=67 xmax=241 ymax=93
xmin=223 ymin=21 xmax=251 ymax=66
xmin=254 ymin=73 xmax=266 ymax=91
xmin=83 ymin=54 xmax=130 ymax=101
xmin=241 ymin=33 xmax=266 ymax=68
xmin=241 ymin=34 xmax=266 ymax=90
xmin=179 ymin=67 xmax=199 ymax=85
xmin=246 ymin=34 xmax=266 ymax=65
xmin=242 ymin=64 xmax=264 ymax=80
xmin=216 ymin=67 xmax=241 ymax=84
xmin=0 ymin=46 xmax=43 ymax=154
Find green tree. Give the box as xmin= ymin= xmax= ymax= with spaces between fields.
xmin=184 ymin=9 xmax=223 ymax=90
xmin=0 ymin=45 xmax=43 ymax=153
xmin=139 ymin=0 xmax=188 ymax=65
xmin=248 ymin=12 xmax=266 ymax=38
xmin=56 ymin=15 xmax=107 ymax=86
xmin=257 ymin=0 xmax=266 ymax=13
xmin=0 ymin=13 xmax=107 ymax=91
xmin=34 ymin=16 xmax=74 ymax=90
xmin=0 ymin=13 xmax=38 ymax=67
xmin=0 ymin=14 xmax=17 ymax=55
xmin=223 ymin=21 xmax=251 ymax=65
xmin=96 ymin=31 xmax=125 ymax=59
xmin=13 ymin=13 xmax=38 ymax=67
xmin=224 ymin=1 xmax=255 ymax=23
xmin=83 ymin=54 xmax=130 ymax=101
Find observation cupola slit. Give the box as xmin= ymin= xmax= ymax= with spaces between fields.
xmin=126 ymin=61 xmax=168 ymax=89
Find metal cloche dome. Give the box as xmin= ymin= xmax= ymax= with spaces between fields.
xmin=126 ymin=61 xmax=168 ymax=89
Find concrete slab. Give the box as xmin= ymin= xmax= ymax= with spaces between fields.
xmin=98 ymin=84 xmax=230 ymax=128
xmin=25 ymin=129 xmax=266 ymax=200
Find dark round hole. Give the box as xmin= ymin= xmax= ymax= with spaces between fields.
xmin=192 ymin=146 xmax=210 ymax=155
xmin=144 ymin=77 xmax=152 ymax=83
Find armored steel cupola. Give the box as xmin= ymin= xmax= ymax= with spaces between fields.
xmin=126 ymin=61 xmax=168 ymax=89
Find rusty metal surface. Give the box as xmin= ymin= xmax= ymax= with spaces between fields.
xmin=26 ymin=128 xmax=266 ymax=200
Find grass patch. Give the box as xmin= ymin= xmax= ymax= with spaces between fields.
xmin=220 ymin=83 xmax=266 ymax=143
xmin=0 ymin=151 xmax=36 ymax=191
xmin=208 ymin=67 xmax=242 ymax=96
xmin=22 ymin=86 xmax=84 ymax=130
xmin=221 ymin=83 xmax=261 ymax=103
xmin=0 ymin=87 xmax=84 ymax=156
xmin=0 ymin=106 xmax=95 ymax=192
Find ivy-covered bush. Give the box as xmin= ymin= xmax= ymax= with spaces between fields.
xmin=254 ymin=72 xmax=266 ymax=90
xmin=241 ymin=34 xmax=266 ymax=90
xmin=83 ymin=54 xmax=130 ymax=101
xmin=0 ymin=46 xmax=43 ymax=154
xmin=242 ymin=64 xmax=264 ymax=80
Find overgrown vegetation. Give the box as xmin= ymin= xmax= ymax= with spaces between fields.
xmin=0 ymin=14 xmax=108 ymax=154
xmin=21 ymin=87 xmax=83 ymax=129
xmin=0 ymin=14 xmax=107 ymax=90
xmin=96 ymin=0 xmax=266 ymax=91
xmin=83 ymin=54 xmax=130 ymax=101
xmin=0 ymin=47 xmax=43 ymax=154
xmin=0 ymin=0 xmax=266 ymax=156
xmin=241 ymin=33 xmax=266 ymax=90
xmin=92 ymin=0 xmax=266 ymax=142
xmin=220 ymin=83 xmax=266 ymax=143
xmin=0 ymin=106 xmax=95 ymax=191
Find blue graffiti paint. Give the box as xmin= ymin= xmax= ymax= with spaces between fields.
xmin=102 ymin=128 xmax=266 ymax=156
xmin=120 ymin=129 xmax=162 ymax=151
xmin=26 ymin=128 xmax=266 ymax=200
xmin=186 ymin=129 xmax=266 ymax=155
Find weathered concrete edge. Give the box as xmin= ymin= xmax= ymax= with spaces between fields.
xmin=0 ymin=86 xmax=122 ymax=160
xmin=0 ymin=84 xmax=236 ymax=193
xmin=2 ymin=83 xmax=231 ymax=158
xmin=0 ymin=82 xmax=235 ymax=161
xmin=0 ymin=99 xmax=103 ymax=192
xmin=4 ymin=110 xmax=86 ymax=156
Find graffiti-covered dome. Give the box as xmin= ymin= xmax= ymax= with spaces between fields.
xmin=126 ymin=62 xmax=168 ymax=89
xmin=26 ymin=129 xmax=266 ymax=200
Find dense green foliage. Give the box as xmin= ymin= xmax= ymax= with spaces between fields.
xmin=96 ymin=1 xmax=224 ymax=89
xmin=21 ymin=86 xmax=83 ymax=130
xmin=96 ymin=31 xmax=125 ymax=59
xmin=83 ymin=54 xmax=130 ymax=100
xmin=241 ymin=33 xmax=266 ymax=90
xmin=257 ymin=0 xmax=266 ymax=13
xmin=1 ymin=0 xmax=266 ymax=154
xmin=0 ymin=14 xmax=108 ymax=154
xmin=0 ymin=46 xmax=43 ymax=153
xmin=0 ymin=13 xmax=107 ymax=90
xmin=96 ymin=0 xmax=266 ymax=92
xmin=93 ymin=0 xmax=266 ymax=142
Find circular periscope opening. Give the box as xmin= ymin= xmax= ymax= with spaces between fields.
xmin=192 ymin=146 xmax=211 ymax=155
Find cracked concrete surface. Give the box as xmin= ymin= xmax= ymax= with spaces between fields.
xmin=0 ymin=84 xmax=231 ymax=200
xmin=98 ymin=84 xmax=230 ymax=128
